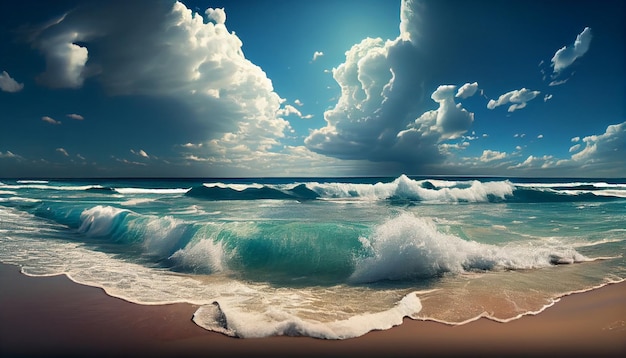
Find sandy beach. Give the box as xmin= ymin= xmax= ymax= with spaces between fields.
xmin=0 ymin=263 xmax=624 ymax=358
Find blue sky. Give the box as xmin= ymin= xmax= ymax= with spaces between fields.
xmin=1 ymin=0 xmax=624 ymax=178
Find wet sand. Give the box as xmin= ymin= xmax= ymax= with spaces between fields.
xmin=0 ymin=263 xmax=624 ymax=357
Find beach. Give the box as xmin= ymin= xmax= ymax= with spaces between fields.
xmin=0 ymin=263 xmax=624 ymax=358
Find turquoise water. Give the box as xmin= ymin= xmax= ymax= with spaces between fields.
xmin=0 ymin=175 xmax=624 ymax=338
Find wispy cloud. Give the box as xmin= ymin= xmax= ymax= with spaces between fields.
xmin=66 ymin=113 xmax=84 ymax=120
xmin=42 ymin=116 xmax=61 ymax=125
xmin=312 ymin=51 xmax=324 ymax=61
xmin=56 ymin=148 xmax=69 ymax=156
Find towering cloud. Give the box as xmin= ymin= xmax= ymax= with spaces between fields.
xmin=305 ymin=0 xmax=474 ymax=170
xmin=26 ymin=0 xmax=290 ymax=165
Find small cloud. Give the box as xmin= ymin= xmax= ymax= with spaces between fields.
xmin=56 ymin=148 xmax=69 ymax=156
xmin=67 ymin=113 xmax=84 ymax=120
xmin=0 ymin=150 xmax=20 ymax=159
xmin=571 ymin=136 xmax=580 ymax=143
xmin=487 ymin=88 xmax=540 ymax=112
xmin=42 ymin=116 xmax=62 ymax=125
xmin=569 ymin=144 xmax=581 ymax=153
xmin=551 ymin=27 xmax=592 ymax=74
xmin=130 ymin=149 xmax=149 ymax=158
xmin=480 ymin=149 xmax=507 ymax=162
xmin=76 ymin=153 xmax=86 ymax=160
xmin=543 ymin=94 xmax=553 ymax=102
xmin=294 ymin=99 xmax=303 ymax=106
xmin=181 ymin=142 xmax=203 ymax=149
xmin=549 ymin=78 xmax=569 ymax=86
xmin=455 ymin=82 xmax=479 ymax=99
xmin=205 ymin=8 xmax=226 ymax=25
xmin=0 ymin=71 xmax=24 ymax=92
xmin=537 ymin=134 xmax=544 ymax=139
xmin=312 ymin=51 xmax=324 ymax=61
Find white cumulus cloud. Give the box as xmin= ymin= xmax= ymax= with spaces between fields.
xmin=455 ymin=82 xmax=478 ymax=99
xmin=27 ymin=1 xmax=292 ymax=168
xmin=205 ymin=8 xmax=226 ymax=24
xmin=0 ymin=71 xmax=24 ymax=92
xmin=487 ymin=88 xmax=540 ymax=112
xmin=305 ymin=0 xmax=474 ymax=171
xmin=551 ymin=27 xmax=592 ymax=73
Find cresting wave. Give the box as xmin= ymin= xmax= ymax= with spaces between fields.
xmin=46 ymin=205 xmax=591 ymax=284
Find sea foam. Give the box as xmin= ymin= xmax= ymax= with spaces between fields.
xmin=350 ymin=213 xmax=588 ymax=283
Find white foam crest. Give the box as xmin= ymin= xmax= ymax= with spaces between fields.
xmin=306 ymin=175 xmax=515 ymax=202
xmin=0 ymin=196 xmax=41 ymax=203
xmin=350 ymin=213 xmax=588 ymax=283
xmin=114 ymin=187 xmax=190 ymax=194
xmin=16 ymin=180 xmax=49 ymax=184
xmin=202 ymin=182 xmax=264 ymax=191
xmin=1 ymin=184 xmax=105 ymax=191
xmin=169 ymin=238 xmax=228 ymax=274
xmin=592 ymin=190 xmax=626 ymax=198
xmin=193 ymin=291 xmax=422 ymax=339
xmin=78 ymin=205 xmax=130 ymax=237
xmin=0 ymin=190 xmax=18 ymax=195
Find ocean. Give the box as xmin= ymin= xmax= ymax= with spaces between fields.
xmin=0 ymin=175 xmax=624 ymax=339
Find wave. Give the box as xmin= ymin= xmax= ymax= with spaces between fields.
xmin=186 ymin=183 xmax=319 ymax=201
xmin=40 ymin=205 xmax=589 ymax=284
xmin=349 ymin=213 xmax=588 ymax=283
xmin=186 ymin=175 xmax=626 ymax=203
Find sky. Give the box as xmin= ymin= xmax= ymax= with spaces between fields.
xmin=0 ymin=0 xmax=624 ymax=178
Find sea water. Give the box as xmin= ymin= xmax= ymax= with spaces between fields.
xmin=0 ymin=175 xmax=624 ymax=338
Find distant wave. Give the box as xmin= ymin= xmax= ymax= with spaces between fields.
xmin=186 ymin=183 xmax=319 ymax=201
xmin=186 ymin=175 xmax=626 ymax=203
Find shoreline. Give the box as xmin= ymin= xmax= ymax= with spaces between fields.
xmin=1 ymin=263 xmax=624 ymax=357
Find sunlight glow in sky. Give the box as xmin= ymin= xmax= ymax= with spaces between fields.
xmin=1 ymin=0 xmax=624 ymax=178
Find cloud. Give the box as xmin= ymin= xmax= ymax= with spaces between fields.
xmin=42 ymin=116 xmax=61 ymax=125
xmin=537 ymin=134 xmax=544 ymax=139
xmin=479 ymin=150 xmax=507 ymax=162
xmin=0 ymin=150 xmax=20 ymax=159
xmin=455 ymin=82 xmax=478 ymax=99
xmin=294 ymin=99 xmax=303 ymax=106
xmin=543 ymin=94 xmax=552 ymax=102
xmin=399 ymin=0 xmax=421 ymax=45
xmin=66 ymin=113 xmax=84 ymax=120
xmin=56 ymin=148 xmax=69 ymax=156
xmin=27 ymin=1 xmax=291 ymax=168
xmin=508 ymin=155 xmax=556 ymax=170
xmin=312 ymin=51 xmax=324 ymax=61
xmin=304 ymin=1 xmax=475 ymax=171
xmin=549 ymin=78 xmax=569 ymax=86
xmin=568 ymin=121 xmax=626 ymax=167
xmin=551 ymin=27 xmax=592 ymax=73
xmin=487 ymin=88 xmax=540 ymax=112
xmin=205 ymin=8 xmax=226 ymax=24
xmin=131 ymin=149 xmax=149 ymax=158
xmin=0 ymin=71 xmax=24 ymax=92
